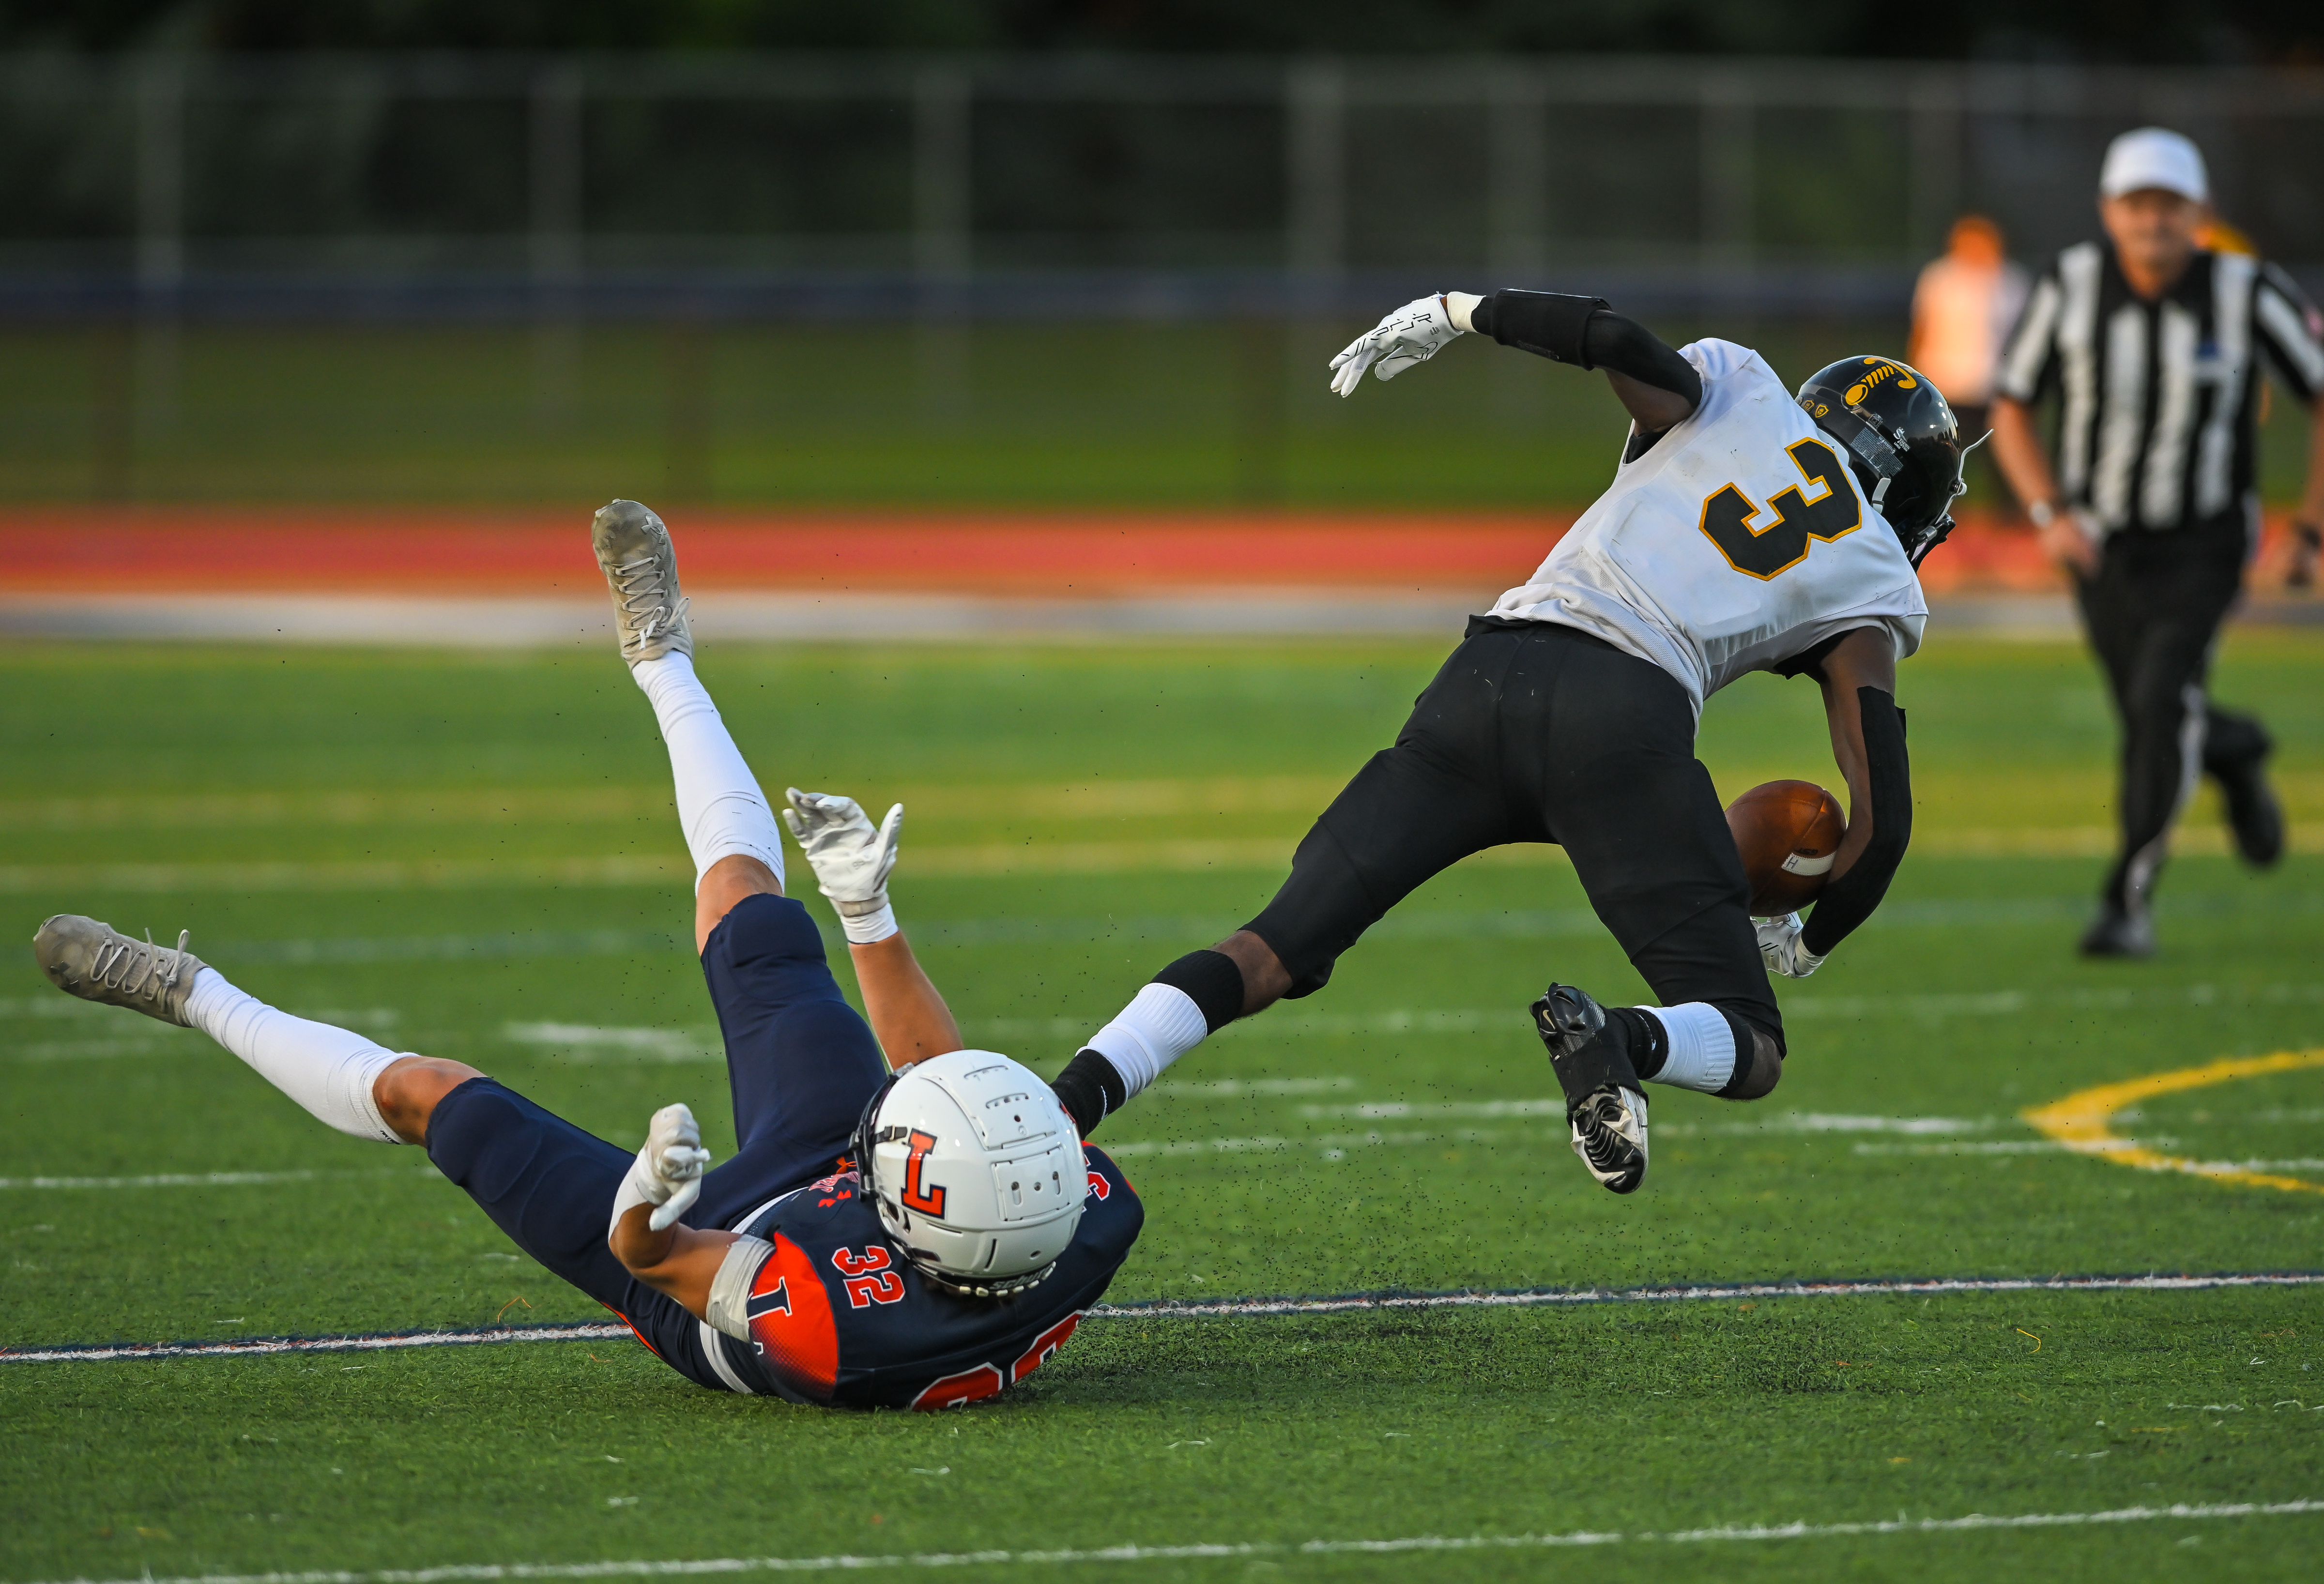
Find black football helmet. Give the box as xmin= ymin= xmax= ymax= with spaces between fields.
xmin=1795 ymin=356 xmax=1969 ymax=568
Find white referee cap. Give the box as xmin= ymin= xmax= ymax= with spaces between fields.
xmin=2099 ymin=127 xmax=2208 ymax=204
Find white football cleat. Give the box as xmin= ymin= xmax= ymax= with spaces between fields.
xmin=1532 ymin=982 xmax=1650 ymax=1195
xmin=34 ymin=914 xmax=206 ymax=1027
xmin=592 ymin=499 xmax=693 ymax=665
xmin=1567 ymin=1083 xmax=1650 ymax=1196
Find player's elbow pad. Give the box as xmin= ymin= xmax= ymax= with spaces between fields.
xmin=1800 ymin=688 xmax=1912 ymax=958
xmin=1473 ymin=290 xmax=1605 ymax=366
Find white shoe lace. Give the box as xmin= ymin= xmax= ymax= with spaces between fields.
xmin=88 ymin=928 xmax=193 ymax=1003
xmin=611 ymin=553 xmax=689 ymax=654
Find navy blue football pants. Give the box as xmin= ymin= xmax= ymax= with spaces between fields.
xmin=422 ymin=894 xmax=887 ymax=1387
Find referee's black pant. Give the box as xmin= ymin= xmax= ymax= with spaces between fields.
xmin=2075 ymin=523 xmax=2266 ymax=915
xmin=1245 ymin=616 xmax=1782 ymax=1050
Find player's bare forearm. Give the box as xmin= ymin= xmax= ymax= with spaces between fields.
xmin=2299 ymin=399 xmax=2324 ymax=528
xmin=2292 ymin=400 xmax=2324 ymax=586
xmin=610 ymin=1204 xmax=737 ymax=1319
xmin=1816 ymin=628 xmax=1898 ymax=883
xmin=1994 ymin=398 xmax=2096 ymax=571
xmin=1988 ymin=398 xmax=2058 ymax=513
xmin=850 ymin=931 xmax=964 ymax=1071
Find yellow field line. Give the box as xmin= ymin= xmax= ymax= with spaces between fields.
xmin=2023 ymin=1048 xmax=2324 ymax=1196
xmin=7 ymin=824 xmax=2324 ymax=893
xmin=2 ymin=784 xmax=2314 ymax=860
xmin=0 ymin=776 xmax=1350 ymax=831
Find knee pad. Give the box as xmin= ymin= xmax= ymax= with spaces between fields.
xmin=1714 ymin=1005 xmax=1784 ymax=1100
xmin=1153 ymin=949 xmax=1247 ymax=1034
xmin=1719 ymin=1005 xmax=1784 ymax=1061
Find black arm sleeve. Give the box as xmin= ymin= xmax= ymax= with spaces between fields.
xmin=1799 ymin=687 xmax=1911 ymax=958
xmin=1470 ymin=290 xmax=1702 ymax=409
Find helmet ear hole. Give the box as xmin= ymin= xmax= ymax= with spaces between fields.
xmin=1795 ymin=356 xmax=1963 ymax=562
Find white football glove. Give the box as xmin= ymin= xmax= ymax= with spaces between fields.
xmin=1328 ymin=294 xmax=1464 ymax=397
xmin=609 ymin=1102 xmax=714 ymax=1238
xmin=1756 ymin=913 xmax=1829 ymax=980
xmin=782 ymin=788 xmax=903 ymax=944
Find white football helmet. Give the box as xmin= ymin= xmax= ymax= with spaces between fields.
xmin=852 ymin=1049 xmax=1086 ymax=1299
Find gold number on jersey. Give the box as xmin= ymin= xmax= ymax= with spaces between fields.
xmin=1697 ymin=438 xmax=1862 ymax=579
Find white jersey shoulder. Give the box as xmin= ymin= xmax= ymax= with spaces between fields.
xmin=1489 ymin=338 xmax=1927 ymax=710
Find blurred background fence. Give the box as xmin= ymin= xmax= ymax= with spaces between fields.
xmin=3 ymin=52 xmax=2318 ymax=505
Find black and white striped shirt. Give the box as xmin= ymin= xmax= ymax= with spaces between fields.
xmin=1996 ymin=242 xmax=2324 ymax=537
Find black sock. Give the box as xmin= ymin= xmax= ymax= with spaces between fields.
xmin=1051 ymin=1049 xmax=1128 ymax=1138
xmin=1605 ymin=1006 xmax=1668 ymax=1081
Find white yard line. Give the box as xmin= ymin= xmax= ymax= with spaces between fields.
xmin=0 ymin=1168 xmax=434 ymax=1190
xmin=12 ymin=1271 xmax=2322 ymax=1365
xmin=1102 ymin=1270 xmax=2324 ymax=1318
xmin=6 ymin=1496 xmax=2320 ymax=1580
xmin=500 ymin=1023 xmax=720 ymax=1063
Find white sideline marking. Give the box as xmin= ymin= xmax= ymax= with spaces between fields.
xmin=8 ymin=1497 xmax=2322 ymax=1580
xmin=1 ymin=1325 xmax=633 ymax=1364
xmin=501 ymin=1023 xmax=720 ymax=1063
xmin=1103 ymin=1113 xmax=2007 ymax=1156
xmin=0 ymin=1167 xmax=433 ymax=1191
xmin=1302 ymin=1103 xmax=1994 ymax=1133
xmin=989 ymin=984 xmax=2324 ymax=1048
xmin=1112 ymin=1271 xmax=2324 ymax=1319
xmin=11 ymin=1271 xmax=2323 ymax=1365
xmin=1149 ymin=1076 xmax=1356 ymax=1098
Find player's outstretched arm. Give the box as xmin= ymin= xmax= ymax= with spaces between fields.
xmin=782 ymin=789 xmax=964 ymax=1070
xmin=608 ymin=1102 xmax=739 ymax=1320
xmin=1451 ymin=290 xmax=1702 ymax=434
xmin=1795 ymin=628 xmax=1911 ymax=961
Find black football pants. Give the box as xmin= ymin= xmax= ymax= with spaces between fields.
xmin=2074 ymin=526 xmax=2262 ymax=914
xmin=1245 ymin=618 xmax=1782 ymax=1046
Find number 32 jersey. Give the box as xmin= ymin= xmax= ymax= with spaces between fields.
xmin=699 ymin=1146 xmax=1143 ymax=1410
xmin=1488 ymin=337 xmax=1927 ymax=711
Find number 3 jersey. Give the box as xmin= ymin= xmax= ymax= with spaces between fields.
xmin=696 ymin=1145 xmax=1143 ymax=1410
xmin=1488 ymin=337 xmax=1927 ymax=711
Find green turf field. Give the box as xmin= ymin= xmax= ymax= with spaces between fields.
xmin=8 ymin=319 xmax=2312 ymax=507
xmin=4 ymin=629 xmax=2324 ymax=1581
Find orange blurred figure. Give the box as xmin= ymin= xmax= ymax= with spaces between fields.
xmin=2196 ymin=215 xmax=2258 ymax=256
xmin=1908 ymin=215 xmax=2028 ymax=433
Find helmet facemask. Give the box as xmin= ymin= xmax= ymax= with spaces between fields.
xmin=1795 ymin=357 xmax=1971 ymax=570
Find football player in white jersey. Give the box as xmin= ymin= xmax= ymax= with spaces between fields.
xmin=1047 ymin=289 xmax=1967 ymax=1197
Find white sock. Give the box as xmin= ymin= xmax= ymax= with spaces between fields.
xmin=1084 ymin=984 xmax=1209 ymax=1101
xmin=183 ymin=968 xmax=403 ymax=1143
xmin=1638 ymin=1003 xmax=1736 ymax=1094
xmin=631 ymin=651 xmax=786 ymax=892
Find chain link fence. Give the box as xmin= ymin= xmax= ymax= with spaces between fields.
xmin=2 ymin=52 xmax=2320 ymax=322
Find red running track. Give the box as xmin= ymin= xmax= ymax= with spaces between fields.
xmin=0 ymin=505 xmax=2084 ymax=596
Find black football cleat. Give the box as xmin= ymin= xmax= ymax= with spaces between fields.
xmin=2078 ymin=906 xmax=2155 ymax=960
xmin=2215 ymin=744 xmax=2285 ymax=870
xmin=1531 ymin=983 xmax=1649 ymax=1195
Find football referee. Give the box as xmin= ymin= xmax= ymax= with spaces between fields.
xmin=1991 ymin=126 xmax=2324 ymax=958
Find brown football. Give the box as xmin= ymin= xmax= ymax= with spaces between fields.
xmin=1725 ymin=779 xmax=1847 ymax=916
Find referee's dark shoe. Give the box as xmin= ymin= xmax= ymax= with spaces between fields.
xmin=2215 ymin=736 xmax=2286 ymax=870
xmin=1532 ymin=984 xmax=1649 ymax=1195
xmin=2079 ymin=906 xmax=2156 ymax=960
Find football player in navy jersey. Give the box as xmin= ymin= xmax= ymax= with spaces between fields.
xmin=33 ymin=501 xmax=1142 ymax=1411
